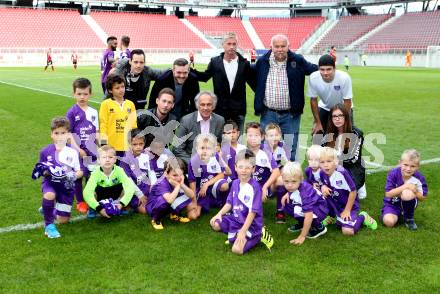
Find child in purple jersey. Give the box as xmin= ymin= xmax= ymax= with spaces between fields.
xmin=319 ymin=147 xmax=377 ymax=236
xmin=210 ymin=149 xmax=274 ymax=254
xmin=382 ymin=149 xmax=428 ymax=230
xmin=148 ymin=158 xmax=196 ymax=229
xmin=281 ymin=162 xmax=328 ymax=244
xmin=220 ymin=120 xmax=246 ymax=182
xmin=145 ymin=135 xmax=175 ymax=185
xmin=265 ymin=123 xmax=290 ymax=224
xmin=36 ymin=117 xmax=84 ymax=238
xmin=188 ymin=134 xmax=229 ymax=218
xmin=66 ymin=78 xmax=99 ymax=214
xmin=245 ymin=122 xmax=280 ymax=202
xmin=119 ymin=129 xmax=150 ymax=214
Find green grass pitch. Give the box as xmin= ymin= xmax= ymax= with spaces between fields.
xmin=0 ymin=65 xmax=439 ymax=293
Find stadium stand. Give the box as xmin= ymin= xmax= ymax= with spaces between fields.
xmin=91 ymin=11 xmax=210 ymax=49
xmin=186 ymin=16 xmax=255 ymax=50
xmin=358 ymin=11 xmax=440 ymax=52
xmin=247 ymin=0 xmax=289 ymax=3
xmin=250 ymin=17 xmax=324 ymax=49
xmin=313 ymin=14 xmax=391 ymax=53
xmin=0 ymin=7 xmax=103 ymax=48
xmin=305 ymin=0 xmax=338 ymax=4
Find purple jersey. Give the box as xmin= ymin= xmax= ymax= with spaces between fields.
xmin=226 ymin=178 xmax=263 ymax=238
xmin=305 ymin=166 xmax=322 ymax=187
xmin=220 ymin=143 xmax=246 ymax=181
xmin=252 ymin=148 xmax=277 ymax=187
xmin=147 ymin=149 xmax=174 ymax=185
xmin=148 ymin=177 xmax=191 ymax=215
xmin=188 ymin=154 xmax=224 ymax=192
xmin=383 ymin=167 xmax=428 ymax=206
xmin=120 ymin=48 xmax=131 ymax=60
xmin=287 ymin=181 xmax=327 ymax=219
xmin=101 ymin=49 xmax=114 ymax=83
xmin=66 ymin=104 xmax=99 ymax=160
xmin=39 ymin=144 xmax=81 ymax=187
xmin=119 ymin=151 xmax=150 ymax=195
xmin=264 ymin=141 xmax=289 ymax=168
xmin=320 ymin=165 xmax=359 ymax=212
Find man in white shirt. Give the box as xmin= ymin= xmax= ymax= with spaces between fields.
xmin=308 ymin=54 xmax=354 ymax=134
xmin=192 ymin=32 xmax=255 ymax=134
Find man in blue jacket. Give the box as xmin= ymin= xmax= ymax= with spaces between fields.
xmin=254 ymin=34 xmax=318 ymax=160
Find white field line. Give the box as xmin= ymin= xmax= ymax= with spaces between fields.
xmin=0 ymin=215 xmax=87 ymax=234
xmin=0 ymin=80 xmax=101 ymax=105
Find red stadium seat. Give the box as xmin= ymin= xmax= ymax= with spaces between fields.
xmin=0 ymin=8 xmax=103 ymax=48
xmin=250 ymin=17 xmax=325 ymax=49
xmin=358 ymin=11 xmax=440 ymax=52
xmin=186 ymin=16 xmax=254 ymax=50
xmin=91 ymin=11 xmax=210 ymax=50
xmin=313 ymin=14 xmax=392 ymax=53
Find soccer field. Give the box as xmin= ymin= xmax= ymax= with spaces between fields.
xmin=0 ymin=65 xmax=439 ymax=293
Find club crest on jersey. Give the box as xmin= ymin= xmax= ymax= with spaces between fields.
xmin=47 ymin=156 xmax=53 ymax=161
xmin=130 ymin=164 xmax=136 ymax=171
xmin=66 ymin=156 xmax=73 ymax=163
xmin=109 ymin=108 xmax=114 ymax=113
xmin=261 ymin=158 xmax=267 ymax=164
xmin=91 ymin=115 xmax=96 ymax=122
xmin=336 ymin=180 xmax=343 ymax=186
xmin=127 ymin=108 xmax=131 ymax=113
xmin=112 ymin=178 xmax=118 ymax=184
xmin=75 ymin=115 xmax=80 ymax=121
xmin=243 ymin=195 xmax=250 ymax=203
xmin=334 ymin=85 xmax=341 ymax=91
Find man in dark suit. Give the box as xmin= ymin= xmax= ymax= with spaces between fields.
xmin=148 ymin=58 xmax=200 ymax=121
xmin=173 ymin=91 xmax=225 ymax=163
xmin=193 ymin=32 xmax=255 ymax=133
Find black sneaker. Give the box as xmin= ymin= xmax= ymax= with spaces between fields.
xmin=306 ymin=225 xmax=327 ymax=239
xmin=275 ymin=212 xmax=286 ymax=224
xmin=405 ymin=219 xmax=418 ymax=231
xmin=287 ymin=223 xmax=303 ymax=233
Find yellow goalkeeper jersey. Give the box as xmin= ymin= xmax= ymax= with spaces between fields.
xmin=99 ymin=98 xmax=137 ymax=151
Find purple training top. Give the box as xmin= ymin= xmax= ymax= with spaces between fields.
xmin=120 ymin=48 xmax=131 ymax=60
xmin=287 ymin=181 xmax=327 ymax=219
xmin=383 ymin=167 xmax=428 ymax=206
xmin=119 ymin=151 xmax=150 ymax=195
xmin=101 ymin=49 xmax=114 ymax=83
xmin=66 ymin=104 xmax=99 ymax=159
xmin=320 ymin=165 xmax=359 ymax=212
xmin=147 ymin=149 xmax=174 ymax=185
xmin=263 ymin=141 xmax=290 ymax=168
xmin=188 ymin=153 xmax=224 ymax=193
xmin=39 ymin=144 xmax=81 ymax=188
xmin=252 ymin=148 xmax=277 ymax=187
xmin=305 ymin=166 xmax=323 ymax=187
xmin=220 ymin=143 xmax=246 ymax=181
xmin=227 ymin=178 xmax=263 ymax=238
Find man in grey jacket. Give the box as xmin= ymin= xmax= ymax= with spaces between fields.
xmin=173 ymin=91 xmax=225 ymax=163
xmin=113 ymin=49 xmax=165 ymax=110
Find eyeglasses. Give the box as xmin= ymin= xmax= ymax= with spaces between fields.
xmin=332 ymin=114 xmax=345 ymax=119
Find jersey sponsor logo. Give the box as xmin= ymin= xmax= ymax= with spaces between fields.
xmin=334 ymin=85 xmax=341 ymax=91
xmin=109 ymin=108 xmax=114 ymax=113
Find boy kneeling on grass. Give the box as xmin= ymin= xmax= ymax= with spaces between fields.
xmin=83 ymin=145 xmax=138 ymax=219
xmin=210 ymin=149 xmax=274 ymax=255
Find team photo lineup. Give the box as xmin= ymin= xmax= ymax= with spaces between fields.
xmin=32 ymin=32 xmax=429 ymax=256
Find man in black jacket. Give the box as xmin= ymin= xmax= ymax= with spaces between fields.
xmin=193 ymin=32 xmax=255 ymax=133
xmin=148 ymin=58 xmax=200 ymax=121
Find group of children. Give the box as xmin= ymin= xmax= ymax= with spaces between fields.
xmin=32 ymin=75 xmax=429 ymax=255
